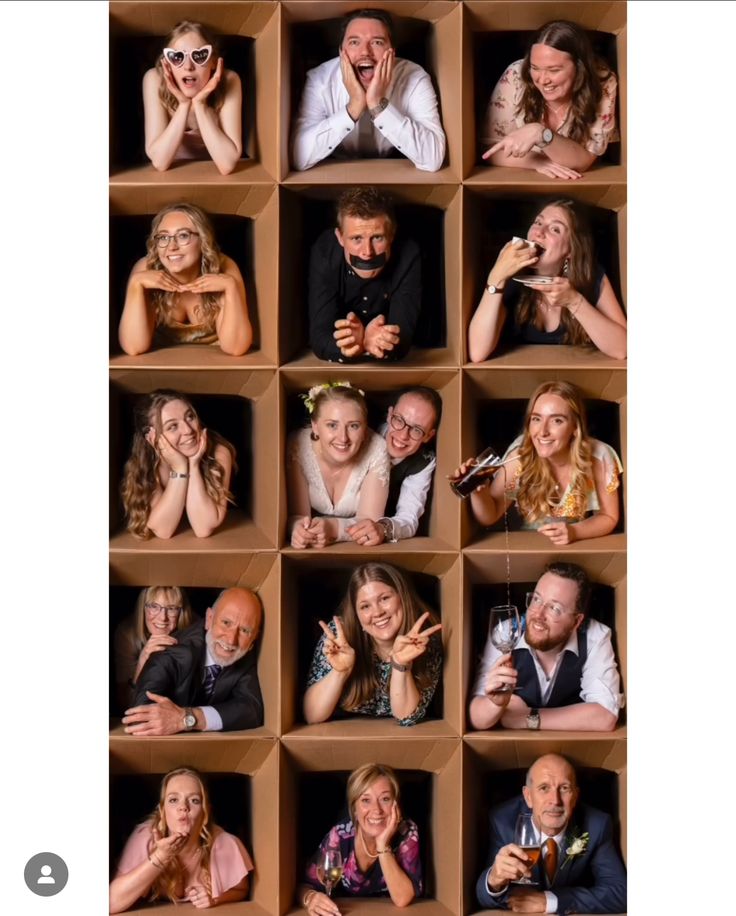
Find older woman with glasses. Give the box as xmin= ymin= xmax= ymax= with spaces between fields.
xmin=113 ymin=586 xmax=194 ymax=712
xmin=118 ymin=202 xmax=252 ymax=356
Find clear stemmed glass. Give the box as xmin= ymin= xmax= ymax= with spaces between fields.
xmin=513 ymin=813 xmax=540 ymax=885
xmin=488 ymin=604 xmax=521 ymax=693
xmin=316 ymin=848 xmax=344 ymax=898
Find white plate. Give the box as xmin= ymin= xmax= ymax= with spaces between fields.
xmin=512 ymin=275 xmax=556 ymax=287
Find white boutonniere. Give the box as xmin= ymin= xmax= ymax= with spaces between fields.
xmin=561 ymin=830 xmax=589 ymax=869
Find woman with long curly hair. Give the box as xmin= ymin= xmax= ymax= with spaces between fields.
xmin=118 ymin=202 xmax=251 ymax=356
xmin=481 ymin=20 xmax=618 ymax=179
xmin=113 ymin=585 xmax=194 ymax=711
xmin=468 ymin=199 xmax=626 ymax=361
xmin=143 ymin=20 xmax=242 ymax=174
xmin=450 ymin=381 xmax=622 ymax=545
xmin=110 ymin=767 xmax=252 ymax=912
xmin=304 ymin=563 xmax=443 ymax=726
xmin=121 ymin=389 xmax=236 ymax=540
xmin=287 ymin=382 xmax=390 ymax=548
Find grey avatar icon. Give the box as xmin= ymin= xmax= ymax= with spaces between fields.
xmin=24 ymin=852 xmax=68 ymax=896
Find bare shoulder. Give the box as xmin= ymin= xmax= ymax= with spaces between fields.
xmin=142 ymin=67 xmax=161 ymax=91
xmin=130 ymin=255 xmax=149 ymax=275
xmin=220 ymin=254 xmax=242 ymax=277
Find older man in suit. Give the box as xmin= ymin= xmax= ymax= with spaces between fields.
xmin=122 ymin=587 xmax=263 ymax=735
xmin=476 ymin=754 xmax=626 ymax=914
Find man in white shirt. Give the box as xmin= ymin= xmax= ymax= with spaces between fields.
xmin=476 ymin=754 xmax=627 ymax=913
xmin=345 ymin=386 xmax=441 ymax=545
xmin=469 ymin=562 xmax=623 ymax=731
xmin=292 ymin=9 xmax=446 ymax=172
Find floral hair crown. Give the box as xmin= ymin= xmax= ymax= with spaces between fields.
xmin=300 ymin=381 xmax=365 ymax=415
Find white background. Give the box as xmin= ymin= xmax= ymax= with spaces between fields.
xmin=2 ymin=1 xmax=733 ymax=911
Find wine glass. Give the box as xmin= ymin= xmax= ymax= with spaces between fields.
xmin=513 ymin=813 xmax=540 ymax=885
xmin=488 ymin=604 xmax=521 ymax=693
xmin=316 ymin=848 xmax=343 ymax=898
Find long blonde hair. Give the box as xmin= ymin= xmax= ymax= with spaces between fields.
xmin=155 ymin=21 xmax=225 ymax=114
xmin=121 ymin=390 xmax=236 ymax=539
xmin=338 ymin=563 xmax=440 ymax=712
xmin=146 ymin=768 xmax=215 ymax=903
xmin=515 ymin=381 xmax=593 ymax=524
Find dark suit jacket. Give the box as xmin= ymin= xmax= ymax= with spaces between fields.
xmin=133 ymin=622 xmax=263 ymax=731
xmin=475 ymin=797 xmax=627 ymax=914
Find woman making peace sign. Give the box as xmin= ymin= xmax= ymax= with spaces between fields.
xmin=304 ymin=563 xmax=443 ymax=727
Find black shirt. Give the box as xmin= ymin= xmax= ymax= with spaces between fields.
xmin=308 ymin=228 xmax=422 ymax=361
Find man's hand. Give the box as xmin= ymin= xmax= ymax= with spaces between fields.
xmin=346 ymin=518 xmax=385 ymax=546
xmin=507 ymin=888 xmax=547 ymax=913
xmin=122 ymin=691 xmax=186 ymax=736
xmin=488 ymin=843 xmax=535 ymax=890
xmin=366 ymin=48 xmax=395 ymax=109
xmin=484 ymin=653 xmax=518 ymax=704
xmin=363 ymin=314 xmax=400 ymax=358
xmin=333 ymin=312 xmax=365 ymax=357
xmin=340 ymin=49 xmax=366 ymax=121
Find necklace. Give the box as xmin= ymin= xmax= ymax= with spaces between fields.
xmin=359 ymin=830 xmax=380 ymax=860
xmin=544 ymin=100 xmax=570 ymax=128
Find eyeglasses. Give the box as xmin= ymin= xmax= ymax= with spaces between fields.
xmin=153 ymin=230 xmax=199 ymax=249
xmin=145 ymin=602 xmax=183 ymax=618
xmin=162 ymin=45 xmax=213 ymax=68
xmin=389 ymin=412 xmax=427 ymax=441
xmin=525 ymin=592 xmax=575 ymax=619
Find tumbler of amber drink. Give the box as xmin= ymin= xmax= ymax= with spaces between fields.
xmin=450 ymin=446 xmax=503 ymax=498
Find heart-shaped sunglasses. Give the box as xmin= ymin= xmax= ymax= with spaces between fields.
xmin=162 ymin=45 xmax=213 ymax=68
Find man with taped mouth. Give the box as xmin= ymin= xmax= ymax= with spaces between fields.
xmin=292 ymin=8 xmax=446 ymax=172
xmin=308 ymin=186 xmax=422 ymax=362
xmin=122 ymin=587 xmax=263 ymax=735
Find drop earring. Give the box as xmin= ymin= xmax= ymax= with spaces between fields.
xmin=562 ymin=258 xmax=570 ymax=276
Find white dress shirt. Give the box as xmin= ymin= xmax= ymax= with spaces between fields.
xmin=292 ymin=56 xmax=446 ymax=171
xmin=379 ymin=422 xmax=436 ymax=540
xmin=487 ymin=823 xmax=566 ymax=913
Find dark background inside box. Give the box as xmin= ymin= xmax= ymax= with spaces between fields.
xmin=108 ymin=585 xmax=219 ymax=716
xmin=109 ymin=214 xmax=257 ymax=354
xmin=470 ymin=765 xmax=623 ymax=879
xmin=109 ymin=33 xmax=255 ymax=169
xmin=285 ymin=387 xmax=443 ymax=538
xmin=109 ymin=771 xmax=252 ymax=890
xmin=471 ymin=397 xmax=623 ymax=533
xmin=296 ymin=768 xmax=433 ymax=896
xmin=293 ymin=565 xmax=443 ymax=724
xmin=288 ymin=16 xmax=443 ymax=169
xmin=284 ymin=195 xmax=446 ymax=361
xmin=470 ymin=196 xmax=623 ymax=330
xmin=109 ymin=386 xmax=253 ymax=534
xmin=468 ymin=581 xmax=624 ymax=722
xmin=472 ymin=29 xmax=620 ymax=166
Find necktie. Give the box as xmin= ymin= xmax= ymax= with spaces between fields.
xmin=201 ymin=664 xmax=222 ymax=701
xmin=543 ymin=837 xmax=558 ymax=885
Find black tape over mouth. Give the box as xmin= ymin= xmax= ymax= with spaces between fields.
xmin=349 ymin=252 xmax=387 ymax=271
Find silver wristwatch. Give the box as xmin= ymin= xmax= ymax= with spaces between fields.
xmin=183 ymin=708 xmax=197 ymax=731
xmin=369 ymin=97 xmax=389 ymax=120
xmin=526 ymin=708 xmax=541 ymax=730
xmin=537 ymin=127 xmax=554 ymax=149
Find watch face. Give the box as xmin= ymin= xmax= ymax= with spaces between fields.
xmin=184 ymin=714 xmax=196 ymax=728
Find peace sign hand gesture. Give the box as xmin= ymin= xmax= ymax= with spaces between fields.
xmin=390 ymin=612 xmax=442 ymax=668
xmin=318 ymin=617 xmax=356 ymax=674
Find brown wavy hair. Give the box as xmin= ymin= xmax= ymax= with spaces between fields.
xmin=155 ymin=21 xmax=226 ymax=113
xmin=515 ymin=381 xmax=593 ymax=524
xmin=338 ymin=563 xmax=441 ymax=712
xmin=145 ymin=768 xmax=215 ymax=903
xmin=121 ymin=390 xmax=236 ymax=539
xmin=132 ymin=585 xmax=193 ymax=645
xmin=145 ymin=202 xmax=224 ymax=329
xmin=518 ymin=20 xmax=613 ymax=145
xmin=515 ymin=199 xmax=596 ymax=346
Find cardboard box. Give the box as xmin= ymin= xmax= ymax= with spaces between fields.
xmin=109 ymin=1 xmax=281 ymax=182
xmin=281 ymin=736 xmax=463 ymax=914
xmin=280 ymin=1 xmax=463 ymax=182
xmin=110 ymin=184 xmax=280 ymax=368
xmin=279 ymin=552 xmax=462 ymax=737
xmin=463 ymin=735 xmax=627 ymax=915
xmin=277 ymin=183 xmax=463 ymax=367
xmin=462 ymin=0 xmax=627 ymax=183
xmin=109 ymin=735 xmax=279 ymax=913
xmin=460 ymin=366 xmax=627 ymax=550
xmin=109 ymin=550 xmax=281 ymax=736
xmin=461 ymin=185 xmax=627 ymax=367
xmin=109 ymin=369 xmax=280 ymax=551
xmin=462 ymin=551 xmax=626 ymax=735
xmin=279 ymin=366 xmax=461 ymax=550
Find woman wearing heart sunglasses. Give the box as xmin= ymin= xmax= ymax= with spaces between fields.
xmin=143 ymin=20 xmax=242 ymax=175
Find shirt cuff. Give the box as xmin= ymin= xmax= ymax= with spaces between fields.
xmin=201 ymin=706 xmax=223 ymax=731
xmin=545 ymin=890 xmax=558 ymax=913
xmin=486 ymin=869 xmax=507 ymax=897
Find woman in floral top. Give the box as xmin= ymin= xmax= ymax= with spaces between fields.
xmin=450 ymin=381 xmax=622 ymax=546
xmin=304 ymin=563 xmax=443 ymax=727
xmin=301 ymin=764 xmax=422 ymax=913
xmin=480 ymin=20 xmax=619 ymax=180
